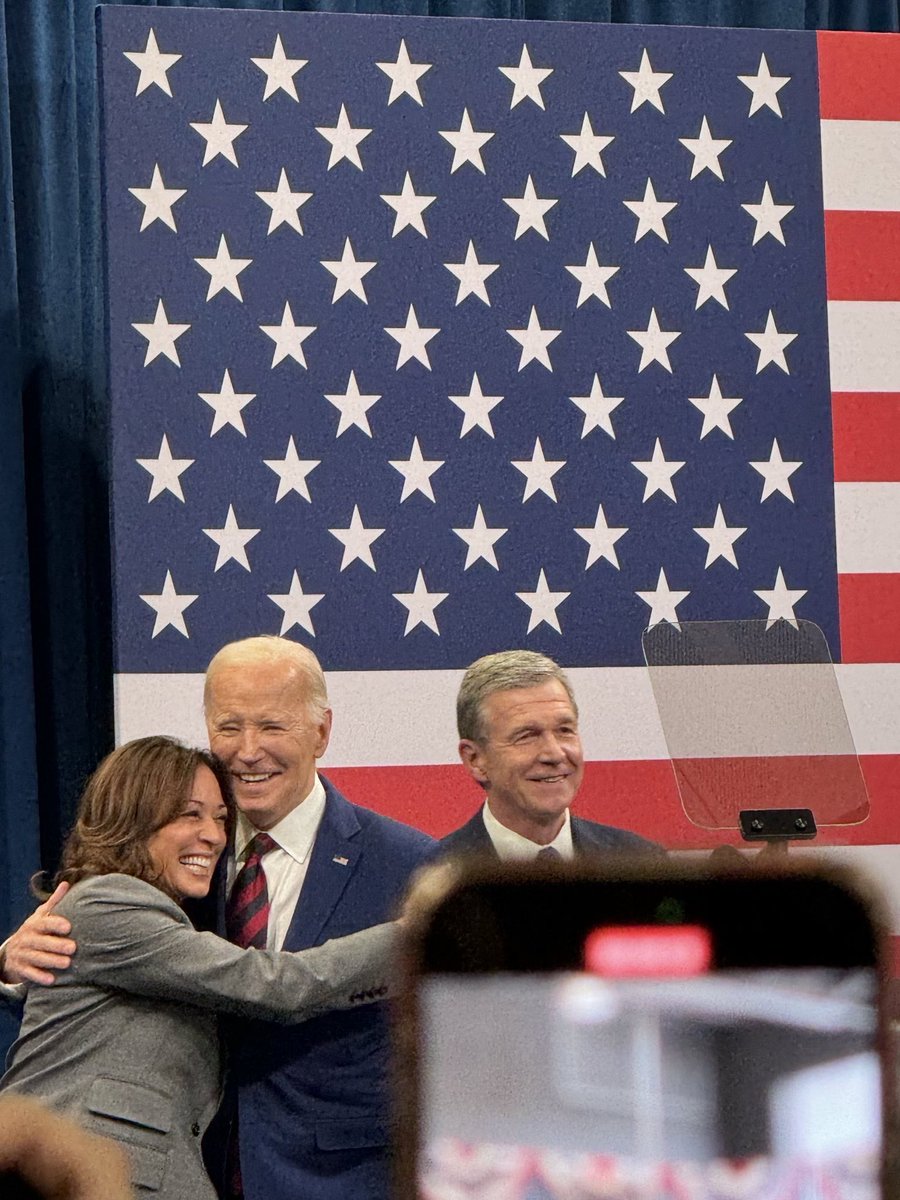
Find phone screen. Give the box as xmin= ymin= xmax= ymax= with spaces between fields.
xmin=410 ymin=873 xmax=883 ymax=1200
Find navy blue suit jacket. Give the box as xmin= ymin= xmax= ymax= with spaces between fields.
xmin=201 ymin=776 xmax=436 ymax=1200
xmin=441 ymin=807 xmax=664 ymax=857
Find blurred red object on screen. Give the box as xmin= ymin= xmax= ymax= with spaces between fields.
xmin=585 ymin=925 xmax=712 ymax=977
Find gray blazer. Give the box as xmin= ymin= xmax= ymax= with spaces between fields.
xmin=0 ymin=873 xmax=396 ymax=1198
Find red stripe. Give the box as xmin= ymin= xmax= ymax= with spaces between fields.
xmin=833 ymin=394 xmax=900 ymax=482
xmin=825 ymin=212 xmax=900 ymax=302
xmin=325 ymin=756 xmax=900 ymax=847
xmin=838 ymin=574 xmax=900 ymax=663
xmin=818 ymin=31 xmax=900 ymax=120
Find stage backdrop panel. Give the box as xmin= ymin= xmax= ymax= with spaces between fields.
xmin=99 ymin=8 xmax=900 ymax=929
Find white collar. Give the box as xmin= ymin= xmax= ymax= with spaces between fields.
xmin=481 ymin=801 xmax=574 ymax=860
xmin=234 ymin=773 xmax=327 ymax=866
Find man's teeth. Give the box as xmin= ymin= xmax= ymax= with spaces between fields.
xmin=239 ymin=773 xmax=272 ymax=783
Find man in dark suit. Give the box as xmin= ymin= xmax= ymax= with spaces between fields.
xmin=197 ymin=636 xmax=435 ymax=1200
xmin=2 ymin=635 xmax=436 ymax=1200
xmin=443 ymin=650 xmax=660 ymax=859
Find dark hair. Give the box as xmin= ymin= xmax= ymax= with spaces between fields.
xmin=53 ymin=736 xmax=234 ymax=896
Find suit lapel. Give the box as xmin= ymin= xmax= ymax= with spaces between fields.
xmin=283 ymin=781 xmax=361 ymax=950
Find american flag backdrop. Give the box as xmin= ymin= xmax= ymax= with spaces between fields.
xmin=99 ymin=10 xmax=900 ymax=925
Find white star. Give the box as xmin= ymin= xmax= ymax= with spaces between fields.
xmin=329 ymin=505 xmax=385 ymax=571
xmin=389 ymin=436 xmax=445 ymax=502
xmin=738 ymin=53 xmax=790 ymax=117
xmin=256 ymin=169 xmax=312 ymax=235
xmin=251 ymin=34 xmax=307 ymax=101
xmin=393 ymin=569 xmax=448 ymax=635
xmin=694 ymin=504 xmax=747 ymax=568
xmin=569 ymin=375 xmax=624 ymax=439
xmin=742 ymin=181 xmax=794 ymax=245
xmin=263 ymin=437 xmax=320 ymax=501
xmin=453 ymin=505 xmax=508 ymax=569
xmin=688 ymin=375 xmax=742 ymax=440
xmin=316 ymin=105 xmax=371 ymax=170
xmin=203 ymin=504 xmax=259 ymax=572
xmin=623 ymin=179 xmax=677 ymax=243
xmin=380 ymin=172 xmax=436 ymax=237
xmin=190 ymin=100 xmax=248 ymax=167
xmin=384 ymin=305 xmax=440 ymax=370
xmin=324 ymin=371 xmax=381 ymax=437
xmin=259 ymin=302 xmax=316 ymax=368
xmin=749 ymin=438 xmax=802 ymax=502
xmin=511 ymin=438 xmax=565 ymax=502
xmin=123 ymin=29 xmax=181 ymax=97
xmin=320 ymin=238 xmax=376 ymax=303
xmin=439 ymin=109 xmax=494 ymax=173
xmin=507 ymin=307 xmax=561 ymax=372
xmin=516 ymin=569 xmax=569 ymax=634
xmin=502 ymin=175 xmax=558 ymax=240
xmin=636 ymin=568 xmax=690 ymax=628
xmin=444 ymin=241 xmax=498 ymax=306
xmin=268 ymin=571 xmax=323 ymax=637
xmin=684 ymin=245 xmax=736 ymax=310
xmin=376 ymin=39 xmax=432 ymax=105
xmin=574 ymin=503 xmax=628 ymax=570
xmin=626 ymin=308 xmax=681 ymax=373
xmin=136 ymin=434 xmax=194 ymax=502
xmin=129 ymin=164 xmax=186 ymax=232
xmin=140 ymin=571 xmax=197 ymax=639
xmin=448 ymin=373 xmax=504 ymax=438
xmin=560 ymin=112 xmax=614 ymax=177
xmin=755 ymin=567 xmax=807 ymax=628
xmin=619 ymin=49 xmax=672 ymax=113
xmin=194 ymin=234 xmax=252 ymax=301
xmin=631 ymin=438 xmax=685 ymax=502
xmin=565 ymin=244 xmax=619 ymax=308
xmin=745 ymin=310 xmax=796 ymax=373
xmin=198 ymin=369 xmax=255 ymax=437
xmin=679 ymin=116 xmax=732 ymax=181
xmin=132 ymin=300 xmax=190 ymax=367
xmin=499 ymin=45 xmax=553 ymax=110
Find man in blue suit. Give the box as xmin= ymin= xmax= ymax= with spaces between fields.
xmin=199 ymin=635 xmax=436 ymax=1200
xmin=442 ymin=650 xmax=661 ymax=860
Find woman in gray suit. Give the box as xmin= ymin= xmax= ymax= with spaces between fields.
xmin=0 ymin=736 xmax=399 ymax=1198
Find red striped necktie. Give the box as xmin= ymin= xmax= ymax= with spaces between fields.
xmin=226 ymin=832 xmax=277 ymax=949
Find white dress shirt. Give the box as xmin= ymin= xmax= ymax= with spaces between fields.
xmin=227 ymin=774 xmax=326 ymax=950
xmin=481 ymin=802 xmax=575 ymax=861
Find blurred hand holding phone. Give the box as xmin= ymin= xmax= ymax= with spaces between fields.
xmin=396 ymin=860 xmax=890 ymax=1200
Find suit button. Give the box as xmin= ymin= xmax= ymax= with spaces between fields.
xmin=191 ymin=1122 xmax=201 ymax=1137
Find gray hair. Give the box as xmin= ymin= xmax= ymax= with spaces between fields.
xmin=457 ymin=650 xmax=577 ymax=741
xmin=204 ymin=636 xmax=329 ymax=723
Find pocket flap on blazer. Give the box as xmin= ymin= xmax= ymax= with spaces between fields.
xmin=314 ymin=1116 xmax=388 ymax=1151
xmin=87 ymin=1076 xmax=173 ymax=1134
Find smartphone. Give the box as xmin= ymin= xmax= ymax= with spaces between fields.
xmin=395 ymin=860 xmax=891 ymax=1200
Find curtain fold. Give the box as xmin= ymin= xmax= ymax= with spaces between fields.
xmin=0 ymin=0 xmax=896 ymax=1051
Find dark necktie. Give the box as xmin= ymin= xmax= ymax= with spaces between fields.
xmin=226 ymin=832 xmax=277 ymax=949
xmin=224 ymin=832 xmax=277 ymax=1199
xmin=536 ymin=845 xmax=562 ymax=861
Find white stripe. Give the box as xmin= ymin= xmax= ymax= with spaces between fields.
xmin=834 ymin=482 xmax=900 ymax=573
xmin=821 ymin=119 xmax=900 ymax=211
xmin=115 ymin=662 xmax=900 ymax=764
xmin=827 ymin=301 xmax=900 ymax=392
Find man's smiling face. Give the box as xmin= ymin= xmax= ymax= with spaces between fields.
xmin=205 ymin=658 xmax=332 ymax=830
xmin=458 ymin=679 xmax=584 ymax=841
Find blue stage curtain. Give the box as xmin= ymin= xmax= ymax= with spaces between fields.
xmin=0 ymin=0 xmax=897 ymax=1052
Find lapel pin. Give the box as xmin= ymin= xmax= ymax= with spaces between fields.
xmin=332 ymin=855 xmax=349 ymax=866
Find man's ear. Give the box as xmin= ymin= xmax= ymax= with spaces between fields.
xmin=458 ymin=739 xmax=488 ymax=786
xmin=314 ymin=708 xmax=334 ymax=759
